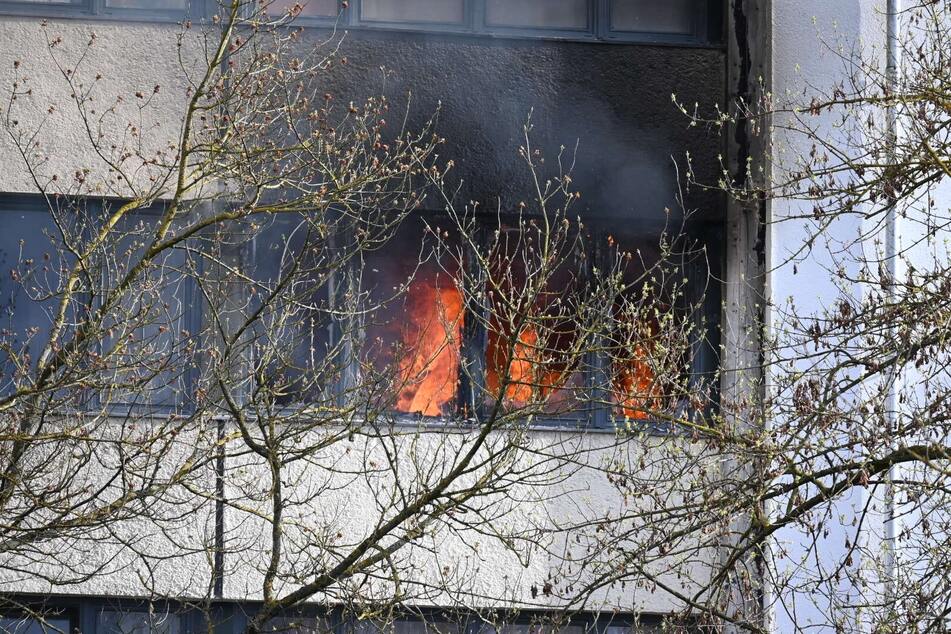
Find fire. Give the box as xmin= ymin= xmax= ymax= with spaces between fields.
xmin=612 ymin=317 xmax=660 ymax=419
xmin=486 ymin=323 xmax=570 ymax=407
xmin=613 ymin=344 xmax=657 ymax=419
xmin=393 ymin=277 xmax=463 ymax=416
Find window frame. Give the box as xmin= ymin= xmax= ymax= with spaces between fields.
xmin=0 ymin=0 xmax=203 ymax=23
xmin=260 ymin=0 xmax=721 ymax=47
xmin=252 ymin=209 xmax=720 ymax=432
xmin=0 ymin=195 xmax=201 ymax=416
xmin=0 ymin=0 xmax=721 ymax=46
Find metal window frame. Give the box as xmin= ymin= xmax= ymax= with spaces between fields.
xmin=0 ymin=0 xmax=203 ymax=23
xmin=0 ymin=0 xmax=721 ymax=46
xmin=341 ymin=0 xmax=718 ymax=47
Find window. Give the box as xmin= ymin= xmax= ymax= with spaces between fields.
xmin=0 ymin=196 xmax=198 ymax=411
xmin=260 ymin=0 xmax=718 ymax=45
xmin=0 ymin=0 xmax=198 ymax=20
xmin=103 ymin=0 xmax=185 ymax=9
xmin=609 ymin=0 xmax=696 ymax=35
xmin=361 ymin=216 xmax=463 ymax=418
xmin=360 ymin=0 xmax=465 ymax=25
xmin=0 ymin=199 xmax=75 ymax=378
xmin=99 ymin=203 xmax=197 ymax=411
xmin=97 ymin=610 xmax=180 ymax=634
xmin=264 ymin=0 xmax=340 ymax=19
xmin=0 ymin=616 xmax=71 ymax=634
xmin=251 ymin=210 xmax=715 ymax=429
xmin=249 ymin=212 xmax=345 ymax=407
xmin=485 ymin=0 xmax=589 ymax=30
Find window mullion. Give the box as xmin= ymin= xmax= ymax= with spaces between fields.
xmin=457 ymin=223 xmax=489 ymax=422
xmin=469 ymin=0 xmax=484 ymax=33
xmin=589 ymin=228 xmax=611 ymax=429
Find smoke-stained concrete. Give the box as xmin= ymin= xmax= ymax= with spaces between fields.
xmin=311 ymin=29 xmax=726 ymax=226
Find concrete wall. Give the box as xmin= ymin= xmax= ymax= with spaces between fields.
xmin=767 ymin=1 xmax=888 ymax=631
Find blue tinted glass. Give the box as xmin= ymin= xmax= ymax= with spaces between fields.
xmin=0 ymin=205 xmax=74 ymax=377
xmin=99 ymin=207 xmax=194 ymax=409
xmin=97 ymin=611 xmax=180 ymax=634
xmin=250 ymin=213 xmax=338 ymax=404
xmin=0 ymin=617 xmax=70 ymax=634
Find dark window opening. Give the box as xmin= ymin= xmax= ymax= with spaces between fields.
xmin=249 ymin=212 xmax=346 ymax=407
xmin=362 ymin=215 xmax=463 ymax=418
xmin=347 ymin=213 xmax=715 ymax=429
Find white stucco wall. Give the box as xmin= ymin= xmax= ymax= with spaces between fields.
xmin=768 ymin=1 xmax=891 ymax=631
xmin=0 ymin=16 xmax=202 ymax=197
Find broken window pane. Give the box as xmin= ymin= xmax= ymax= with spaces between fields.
xmin=484 ymin=225 xmax=586 ymax=416
xmin=362 ymin=216 xmax=463 ymax=418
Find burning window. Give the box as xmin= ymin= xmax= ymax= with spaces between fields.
xmin=610 ymin=310 xmax=662 ymax=420
xmin=253 ymin=210 xmax=707 ymax=425
xmin=602 ymin=232 xmax=694 ymax=421
xmin=483 ymin=225 xmax=587 ymax=415
xmin=363 ymin=217 xmax=463 ymax=417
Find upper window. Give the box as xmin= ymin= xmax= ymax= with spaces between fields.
xmin=265 ymin=0 xmax=720 ymax=46
xmin=0 ymin=0 xmax=197 ymax=20
xmin=0 ymin=0 xmax=720 ymax=45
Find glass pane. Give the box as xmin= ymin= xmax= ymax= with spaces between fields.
xmin=360 ymin=0 xmax=464 ymax=25
xmin=610 ymin=0 xmax=695 ymax=34
xmin=0 ymin=617 xmax=70 ymax=634
xmin=0 ymin=207 xmax=73 ymax=376
xmin=97 ymin=611 xmax=180 ymax=634
xmin=363 ymin=216 xmax=462 ymax=418
xmin=263 ymin=616 xmax=333 ymax=634
xmin=250 ymin=214 xmax=338 ymax=405
xmin=105 ymin=0 xmax=187 ymax=9
xmin=99 ymin=209 xmax=192 ymax=409
xmin=485 ymin=0 xmax=588 ymax=30
xmin=266 ymin=0 xmax=339 ymax=18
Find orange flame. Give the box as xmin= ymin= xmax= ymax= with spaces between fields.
xmin=612 ymin=344 xmax=657 ymax=419
xmin=486 ymin=325 xmax=570 ymax=407
xmin=394 ymin=278 xmax=463 ymax=417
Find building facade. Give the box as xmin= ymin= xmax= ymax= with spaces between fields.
xmin=0 ymin=1 xmax=933 ymax=633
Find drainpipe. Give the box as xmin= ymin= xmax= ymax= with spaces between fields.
xmin=882 ymin=0 xmax=900 ymax=609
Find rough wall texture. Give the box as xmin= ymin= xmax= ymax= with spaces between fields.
xmin=0 ymin=16 xmax=199 ymax=197
xmin=0 ymin=17 xmax=726 ymax=227
xmin=314 ymin=29 xmax=725 ymax=227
